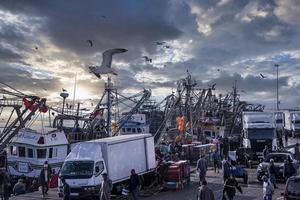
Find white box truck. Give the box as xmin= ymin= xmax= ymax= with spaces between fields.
xmin=242 ymin=112 xmax=277 ymax=161
xmin=283 ymin=111 xmax=300 ymax=137
xmin=58 ymin=134 xmax=156 ymax=198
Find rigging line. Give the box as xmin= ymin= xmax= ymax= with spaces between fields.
xmin=40 ymin=112 xmax=44 ymax=134
xmin=0 ymin=81 xmax=25 ymax=96
xmin=27 ymin=112 xmax=40 ymax=128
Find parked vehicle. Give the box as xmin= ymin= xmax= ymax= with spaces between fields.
xmin=257 ymin=152 xmax=298 ymax=181
xmin=283 ymin=111 xmax=300 ymax=138
xmin=282 ymin=176 xmax=300 ymax=200
xmin=58 ymin=134 xmax=156 ymax=198
xmin=242 ymin=112 xmax=277 ymax=163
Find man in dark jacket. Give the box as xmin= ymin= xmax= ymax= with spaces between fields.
xmin=283 ymin=158 xmax=295 ymax=181
xmin=222 ymin=159 xmax=231 ymax=182
xmin=223 ymin=174 xmax=242 ymax=200
xmin=61 ymin=178 xmax=70 ymax=200
xmin=263 ymin=146 xmax=269 ymax=160
xmin=268 ymin=159 xmax=277 ymax=189
xmin=39 ymin=161 xmax=52 ymax=196
xmin=197 ymin=180 xmax=215 ymax=200
xmin=129 ymin=169 xmax=140 ymax=200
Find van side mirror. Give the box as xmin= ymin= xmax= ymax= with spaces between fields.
xmin=95 ymin=166 xmax=100 ymax=173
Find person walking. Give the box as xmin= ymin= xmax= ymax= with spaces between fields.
xmin=268 ymin=159 xmax=277 ymax=189
xmin=12 ymin=178 xmax=26 ymax=196
xmin=212 ymin=150 xmax=220 ymax=173
xmin=222 ymin=174 xmax=242 ymax=200
xmin=0 ymin=169 xmax=10 ymax=200
xmin=129 ymin=169 xmax=140 ymax=200
xmin=283 ymin=158 xmax=296 ymax=182
xmin=222 ymin=158 xmax=231 ymax=183
xmin=39 ymin=161 xmax=52 ymax=196
xmin=61 ymin=178 xmax=70 ymax=200
xmin=197 ymin=180 xmax=215 ymax=200
xmin=262 ymin=175 xmax=274 ymax=200
xmin=100 ymin=173 xmax=112 ymax=200
xmin=263 ymin=146 xmax=269 ymax=160
xmin=197 ymin=155 xmax=208 ymax=185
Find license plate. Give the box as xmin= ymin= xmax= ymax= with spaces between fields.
xmin=70 ymin=193 xmax=79 ymax=196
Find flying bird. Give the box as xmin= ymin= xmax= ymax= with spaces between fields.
xmin=86 ymin=40 xmax=93 ymax=47
xmin=260 ymin=73 xmax=266 ymax=78
xmin=34 ymin=46 xmax=38 ymax=50
xmin=156 ymin=41 xmax=166 ymax=45
xmin=164 ymin=45 xmax=171 ymax=49
xmin=217 ymin=68 xmax=220 ymax=72
xmin=211 ymin=83 xmax=216 ymax=90
xmin=62 ymin=88 xmax=67 ymax=92
xmin=142 ymin=56 xmax=152 ymax=63
xmin=89 ymin=48 xmax=128 ymax=78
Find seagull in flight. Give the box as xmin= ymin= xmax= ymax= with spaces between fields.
xmin=164 ymin=45 xmax=171 ymax=49
xmin=156 ymin=41 xmax=166 ymax=45
xmin=142 ymin=56 xmax=152 ymax=63
xmin=260 ymin=73 xmax=266 ymax=78
xmin=86 ymin=40 xmax=93 ymax=47
xmin=89 ymin=48 xmax=128 ymax=78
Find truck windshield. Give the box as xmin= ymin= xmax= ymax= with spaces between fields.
xmin=248 ymin=129 xmax=274 ymax=139
xmin=60 ymin=161 xmax=94 ymax=179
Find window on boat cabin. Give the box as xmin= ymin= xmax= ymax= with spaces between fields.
xmin=137 ymin=128 xmax=142 ymax=133
xmin=37 ymin=149 xmax=47 ymax=159
xmin=49 ymin=148 xmax=58 ymax=158
xmin=10 ymin=146 xmax=17 ymax=156
xmin=18 ymin=146 xmax=26 ymax=157
xmin=132 ymin=128 xmax=136 ymax=133
xmin=126 ymin=128 xmax=131 ymax=132
xmin=27 ymin=148 xmax=34 ymax=158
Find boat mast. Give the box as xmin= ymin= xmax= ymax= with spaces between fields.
xmin=107 ymin=76 xmax=112 ymax=136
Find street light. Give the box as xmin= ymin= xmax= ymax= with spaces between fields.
xmin=274 ymin=64 xmax=279 ymax=110
xmin=60 ymin=91 xmax=69 ymax=128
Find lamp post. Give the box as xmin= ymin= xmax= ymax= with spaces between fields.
xmin=274 ymin=64 xmax=279 ymax=110
xmin=60 ymin=91 xmax=69 ymax=128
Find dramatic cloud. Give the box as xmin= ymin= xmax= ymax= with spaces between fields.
xmin=0 ymin=0 xmax=300 ymax=110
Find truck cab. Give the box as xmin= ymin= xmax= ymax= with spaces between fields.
xmin=284 ymin=111 xmax=300 ymax=137
xmin=242 ymin=112 xmax=277 ymax=161
xmin=59 ymin=157 xmax=106 ymax=197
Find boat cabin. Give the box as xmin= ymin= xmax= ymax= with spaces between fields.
xmin=7 ymin=128 xmax=69 ymax=178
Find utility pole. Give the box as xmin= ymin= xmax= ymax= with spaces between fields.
xmin=274 ymin=64 xmax=279 ymax=110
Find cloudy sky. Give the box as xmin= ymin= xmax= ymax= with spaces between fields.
xmin=1 ymin=0 xmax=300 ymax=109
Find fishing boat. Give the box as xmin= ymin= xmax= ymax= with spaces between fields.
xmin=7 ymin=128 xmax=68 ymax=178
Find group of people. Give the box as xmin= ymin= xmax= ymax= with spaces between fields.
xmin=262 ymin=145 xmax=297 ymax=200
xmin=196 ymin=154 xmax=243 ymax=200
